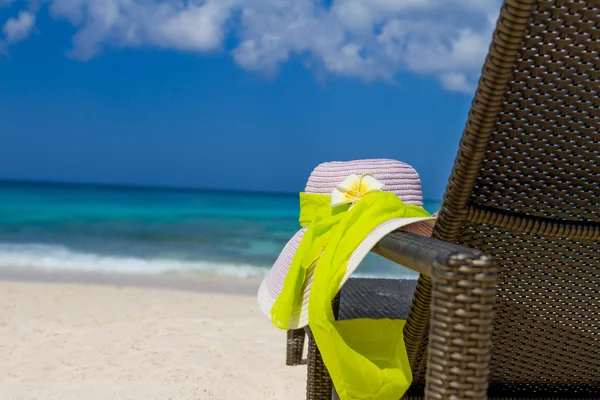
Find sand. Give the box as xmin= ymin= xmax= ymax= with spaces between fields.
xmin=0 ymin=277 xmax=306 ymax=400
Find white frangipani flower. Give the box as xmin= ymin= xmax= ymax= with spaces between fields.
xmin=330 ymin=173 xmax=384 ymax=208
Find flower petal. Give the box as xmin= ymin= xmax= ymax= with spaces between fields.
xmin=330 ymin=188 xmax=352 ymax=208
xmin=360 ymin=174 xmax=385 ymax=194
xmin=335 ymin=174 xmax=360 ymax=193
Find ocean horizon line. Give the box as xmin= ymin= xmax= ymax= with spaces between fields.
xmin=0 ymin=178 xmax=299 ymax=198
xmin=0 ymin=178 xmax=443 ymax=202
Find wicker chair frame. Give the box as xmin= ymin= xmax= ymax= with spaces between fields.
xmin=287 ymin=0 xmax=600 ymax=398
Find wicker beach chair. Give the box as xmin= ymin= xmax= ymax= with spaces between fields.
xmin=287 ymin=0 xmax=600 ymax=398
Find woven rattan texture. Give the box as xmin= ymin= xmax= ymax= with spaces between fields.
xmin=471 ymin=0 xmax=600 ymax=222
xmin=306 ymin=294 xmax=341 ymax=400
xmin=286 ymin=329 xmax=306 ymax=366
xmin=458 ymin=223 xmax=600 ymax=396
xmin=306 ymin=328 xmax=334 ymax=400
xmin=401 ymin=276 xmax=432 ymax=386
xmin=338 ymin=278 xmax=417 ymax=320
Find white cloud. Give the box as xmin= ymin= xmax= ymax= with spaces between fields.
xmin=232 ymin=0 xmax=500 ymax=87
xmin=48 ymin=0 xmax=237 ymax=60
xmin=440 ymin=72 xmax=474 ymax=94
xmin=2 ymin=10 xmax=35 ymax=43
xmin=6 ymin=0 xmax=503 ymax=92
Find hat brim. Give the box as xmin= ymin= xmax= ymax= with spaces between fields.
xmin=257 ymin=217 xmax=436 ymax=329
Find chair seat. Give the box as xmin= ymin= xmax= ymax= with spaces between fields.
xmin=339 ymin=278 xmax=417 ymax=321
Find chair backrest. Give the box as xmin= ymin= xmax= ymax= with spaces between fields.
xmin=407 ymin=0 xmax=600 ymax=397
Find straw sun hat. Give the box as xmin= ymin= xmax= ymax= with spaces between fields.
xmin=257 ymin=159 xmax=437 ymax=329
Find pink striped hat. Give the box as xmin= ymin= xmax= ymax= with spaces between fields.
xmin=257 ymin=159 xmax=437 ymax=329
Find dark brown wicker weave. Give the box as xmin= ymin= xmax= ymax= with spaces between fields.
xmin=287 ymin=0 xmax=600 ymax=398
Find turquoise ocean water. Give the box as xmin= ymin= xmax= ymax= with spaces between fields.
xmin=0 ymin=181 xmax=442 ymax=279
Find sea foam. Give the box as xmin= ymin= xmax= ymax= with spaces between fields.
xmin=0 ymin=243 xmax=269 ymax=279
xmin=0 ymin=243 xmax=419 ymax=280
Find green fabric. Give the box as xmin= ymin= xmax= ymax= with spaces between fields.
xmin=271 ymin=191 xmax=431 ymax=400
xmin=270 ymin=192 xmax=348 ymax=329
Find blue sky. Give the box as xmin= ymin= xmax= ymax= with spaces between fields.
xmin=0 ymin=0 xmax=501 ymax=199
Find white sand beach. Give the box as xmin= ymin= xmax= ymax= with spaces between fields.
xmin=0 ymin=276 xmax=306 ymax=400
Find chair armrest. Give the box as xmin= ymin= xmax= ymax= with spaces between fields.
xmin=372 ymin=231 xmax=498 ymax=400
xmin=372 ymin=230 xmax=490 ymax=278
